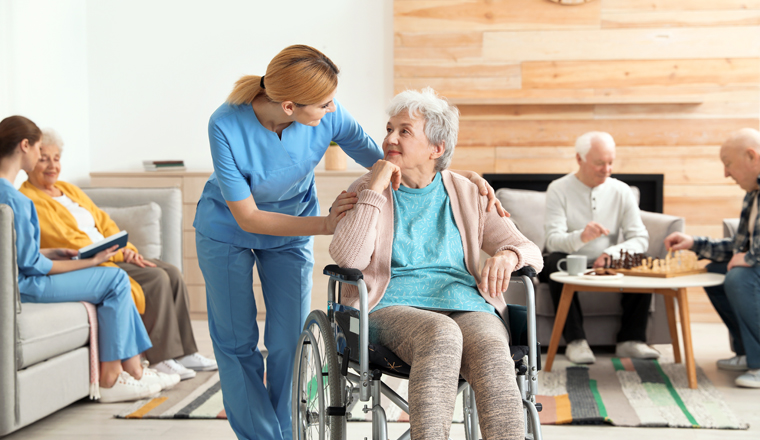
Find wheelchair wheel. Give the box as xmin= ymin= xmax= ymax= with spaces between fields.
xmin=292 ymin=310 xmax=345 ymax=440
xmin=462 ymin=384 xmax=480 ymax=440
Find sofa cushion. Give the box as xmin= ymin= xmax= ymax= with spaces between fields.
xmin=101 ymin=202 xmax=162 ymax=260
xmin=17 ymin=302 xmax=90 ymax=369
xmin=495 ymin=188 xmax=547 ymax=250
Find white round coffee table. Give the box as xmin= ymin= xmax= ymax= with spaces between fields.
xmin=547 ymin=271 xmax=725 ymax=389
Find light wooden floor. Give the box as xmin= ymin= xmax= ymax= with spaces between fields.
xmin=5 ymin=321 xmax=759 ymax=440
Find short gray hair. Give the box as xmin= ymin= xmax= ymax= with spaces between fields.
xmin=41 ymin=128 xmax=64 ymax=152
xmin=575 ymin=131 xmax=614 ymax=161
xmin=386 ymin=87 xmax=459 ymax=172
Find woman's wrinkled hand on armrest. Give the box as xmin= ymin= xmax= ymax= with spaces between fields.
xmin=479 ymin=250 xmax=519 ymax=297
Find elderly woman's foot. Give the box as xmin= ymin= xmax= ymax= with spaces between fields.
xmin=178 ymin=353 xmax=218 ymax=372
xmin=99 ymin=372 xmax=161 ymax=403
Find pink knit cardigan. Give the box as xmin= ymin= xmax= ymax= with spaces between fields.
xmin=329 ymin=170 xmax=544 ymax=320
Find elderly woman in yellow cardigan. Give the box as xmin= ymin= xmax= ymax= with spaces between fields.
xmin=20 ymin=129 xmax=217 ymax=380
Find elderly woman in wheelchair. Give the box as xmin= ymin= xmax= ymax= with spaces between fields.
xmin=301 ymin=87 xmax=544 ymax=440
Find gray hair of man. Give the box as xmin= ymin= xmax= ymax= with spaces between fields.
xmin=575 ymin=131 xmax=615 ymax=161
xmin=386 ymin=87 xmax=459 ymax=172
xmin=40 ymin=128 xmax=64 ymax=152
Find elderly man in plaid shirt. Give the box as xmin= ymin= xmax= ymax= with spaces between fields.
xmin=666 ymin=128 xmax=760 ymax=388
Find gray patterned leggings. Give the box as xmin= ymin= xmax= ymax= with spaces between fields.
xmin=369 ymin=306 xmax=524 ymax=440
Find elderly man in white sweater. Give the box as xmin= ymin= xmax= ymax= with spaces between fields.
xmin=538 ymin=131 xmax=658 ymax=364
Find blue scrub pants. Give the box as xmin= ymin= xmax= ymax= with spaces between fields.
xmin=196 ymin=232 xmax=312 ymax=440
xmin=20 ymin=267 xmax=151 ymax=362
xmin=705 ymin=262 xmax=760 ymax=369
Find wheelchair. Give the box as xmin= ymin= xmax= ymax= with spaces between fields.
xmin=292 ymin=265 xmax=543 ymax=440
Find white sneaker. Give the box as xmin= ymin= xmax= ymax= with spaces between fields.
xmin=735 ymin=369 xmax=760 ymax=388
xmin=616 ymin=341 xmax=660 ymax=359
xmin=154 ymin=359 xmax=196 ymax=380
xmin=717 ymin=355 xmax=748 ymax=371
xmin=99 ymin=371 xmax=161 ymax=403
xmin=178 ymin=353 xmax=218 ymax=372
xmin=566 ymin=339 xmax=596 ymax=364
xmin=140 ymin=367 xmax=181 ymax=390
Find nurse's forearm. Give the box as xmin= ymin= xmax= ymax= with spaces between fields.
xmin=233 ymin=208 xmax=330 ymax=236
xmin=227 ymin=195 xmax=333 ymax=236
xmin=48 ymin=258 xmax=101 ymax=275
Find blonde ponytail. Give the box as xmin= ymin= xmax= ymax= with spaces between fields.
xmin=226 ymin=45 xmax=339 ymax=106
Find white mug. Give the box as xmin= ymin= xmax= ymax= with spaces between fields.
xmin=557 ymin=254 xmax=587 ymax=276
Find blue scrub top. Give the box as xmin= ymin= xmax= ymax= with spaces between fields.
xmin=194 ymin=98 xmax=383 ymax=250
xmin=0 ymin=178 xmax=53 ymax=293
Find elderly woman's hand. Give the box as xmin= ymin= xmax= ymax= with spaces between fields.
xmin=479 ymin=250 xmax=519 ymax=297
xmin=123 ymin=248 xmax=157 ymax=268
xmin=368 ymin=160 xmax=402 ymax=193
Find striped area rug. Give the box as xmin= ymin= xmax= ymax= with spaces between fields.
xmin=538 ymin=358 xmax=748 ymax=429
xmin=116 ymin=371 xmax=227 ymax=419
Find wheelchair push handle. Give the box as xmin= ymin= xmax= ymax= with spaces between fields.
xmin=324 ymin=264 xmax=364 ymax=281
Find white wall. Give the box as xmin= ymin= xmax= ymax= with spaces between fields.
xmin=86 ymin=0 xmax=394 ymax=176
xmin=1 ymin=0 xmax=90 ymax=187
xmin=1 ymin=0 xmax=393 ymax=185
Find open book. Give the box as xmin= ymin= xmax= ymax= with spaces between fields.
xmin=73 ymin=231 xmax=129 ymax=260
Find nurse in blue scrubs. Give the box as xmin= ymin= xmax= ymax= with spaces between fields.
xmin=195 ymin=44 xmax=506 ymax=440
xmin=0 ymin=115 xmax=156 ymax=403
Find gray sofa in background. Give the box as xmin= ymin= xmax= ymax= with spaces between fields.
xmin=498 ymin=187 xmax=686 ymax=348
xmin=1 ymin=187 xmax=181 ymax=437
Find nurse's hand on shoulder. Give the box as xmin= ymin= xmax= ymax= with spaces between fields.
xmin=325 ymin=190 xmax=358 ymax=234
xmin=460 ymin=170 xmax=510 ymax=218
xmin=368 ymin=160 xmax=401 ymax=194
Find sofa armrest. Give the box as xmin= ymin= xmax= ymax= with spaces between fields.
xmin=640 ymin=211 xmax=685 ymax=259
xmin=82 ymin=187 xmax=182 ymax=271
xmin=723 ymin=218 xmax=739 ymax=239
xmin=0 ymin=204 xmax=19 ymax=435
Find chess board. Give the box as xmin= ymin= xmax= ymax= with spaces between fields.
xmin=615 ymin=267 xmax=707 ymax=278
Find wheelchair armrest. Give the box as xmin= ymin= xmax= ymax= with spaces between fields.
xmin=512 ymin=266 xmax=537 ymax=278
xmin=324 ymin=264 xmax=364 ymax=282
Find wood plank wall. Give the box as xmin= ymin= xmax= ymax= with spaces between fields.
xmin=394 ymin=0 xmax=760 ymax=242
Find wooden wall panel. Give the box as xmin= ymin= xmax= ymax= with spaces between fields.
xmin=601 ymin=10 xmax=760 ymax=28
xmin=395 ymin=0 xmax=601 ymax=32
xmin=522 ymin=59 xmax=760 ymax=89
xmin=601 ymin=0 xmax=760 ymax=12
xmin=482 ymin=27 xmax=760 ymax=61
xmin=593 ymin=102 xmax=760 ymax=119
xmin=459 ymin=119 xmax=758 ymax=147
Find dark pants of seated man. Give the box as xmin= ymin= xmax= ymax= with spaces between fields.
xmin=539 ymin=252 xmax=652 ymax=344
xmin=704 ymin=261 xmax=760 ymax=369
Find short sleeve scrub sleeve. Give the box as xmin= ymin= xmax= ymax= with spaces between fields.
xmin=0 ymin=178 xmax=53 ymax=294
xmin=194 ymin=98 xmax=383 ymax=250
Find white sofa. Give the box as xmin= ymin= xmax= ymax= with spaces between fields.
xmin=0 ymin=187 xmax=182 ymax=437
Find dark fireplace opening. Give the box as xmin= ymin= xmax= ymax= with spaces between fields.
xmin=484 ymin=173 xmax=664 ymax=214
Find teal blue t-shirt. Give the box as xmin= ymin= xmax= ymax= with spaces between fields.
xmin=373 ymin=173 xmax=497 ymax=317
